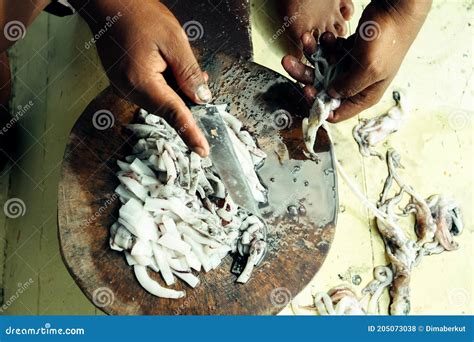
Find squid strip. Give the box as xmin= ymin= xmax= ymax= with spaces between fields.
xmin=134 ymin=265 xmax=184 ymax=299
xmin=110 ymin=106 xmax=268 ymax=299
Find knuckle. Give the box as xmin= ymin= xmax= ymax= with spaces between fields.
xmin=366 ymin=60 xmax=383 ymax=78
xmin=346 ymin=86 xmax=359 ymax=97
xmin=338 ymin=85 xmax=358 ymax=98
xmin=155 ymin=95 xmax=181 ymax=116
xmin=123 ymin=70 xmax=139 ymax=89
xmin=178 ymin=62 xmax=202 ymax=84
xmin=115 ymin=62 xmax=143 ymax=90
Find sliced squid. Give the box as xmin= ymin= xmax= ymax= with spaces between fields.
xmin=133 ymin=265 xmax=185 ymax=299
xmin=111 ymin=106 xmax=268 ymax=299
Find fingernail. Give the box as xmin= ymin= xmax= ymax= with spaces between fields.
xmin=193 ymin=146 xmax=208 ymax=157
xmin=289 ymin=56 xmax=298 ymax=67
xmin=304 ymin=68 xmax=313 ymax=79
xmin=196 ymin=84 xmax=212 ymax=103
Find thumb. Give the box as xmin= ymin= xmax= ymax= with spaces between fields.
xmin=162 ymin=31 xmax=212 ymax=105
xmin=136 ymin=74 xmax=210 ymax=157
xmin=328 ymin=63 xmax=377 ymax=99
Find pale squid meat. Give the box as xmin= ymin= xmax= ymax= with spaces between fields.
xmin=111 ymin=105 xmax=268 ymax=299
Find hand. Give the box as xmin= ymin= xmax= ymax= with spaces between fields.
xmin=74 ymin=0 xmax=211 ymax=156
xmin=0 ymin=0 xmax=51 ymax=52
xmin=282 ymin=1 xmax=431 ymax=122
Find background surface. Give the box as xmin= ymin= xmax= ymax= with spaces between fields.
xmin=0 ymin=0 xmax=472 ymax=314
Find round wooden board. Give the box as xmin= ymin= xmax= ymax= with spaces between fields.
xmin=58 ymin=54 xmax=338 ymax=315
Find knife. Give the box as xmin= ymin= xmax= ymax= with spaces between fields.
xmin=192 ymin=105 xmax=267 ymax=265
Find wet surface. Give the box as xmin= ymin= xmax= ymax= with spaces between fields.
xmin=201 ymin=53 xmax=339 ymax=252
xmin=58 ymin=53 xmax=339 ymax=315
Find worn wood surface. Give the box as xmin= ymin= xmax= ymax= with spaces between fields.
xmin=1 ymin=0 xmax=471 ymax=315
xmin=57 ymin=53 xmax=338 ymax=315
xmin=162 ymin=0 xmax=253 ymax=60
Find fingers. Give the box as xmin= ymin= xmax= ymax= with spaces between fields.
xmin=136 ymin=74 xmax=210 ymax=157
xmin=328 ymin=81 xmax=385 ymax=123
xmin=161 ymin=29 xmax=212 ymax=105
xmin=283 ymin=29 xmax=384 ymax=123
xmin=328 ymin=62 xmax=379 ymax=99
xmin=202 ymin=71 xmax=209 ymax=83
xmin=329 ymin=96 xmax=368 ymax=123
xmin=284 ymin=30 xmax=341 ymax=85
xmin=282 ymin=31 xmax=318 ymax=84
xmin=282 ymin=55 xmax=315 ymax=84
xmin=303 ymin=85 xmax=317 ymax=105
xmin=301 ymin=31 xmax=318 ymax=59
xmin=320 ymin=32 xmax=338 ymax=54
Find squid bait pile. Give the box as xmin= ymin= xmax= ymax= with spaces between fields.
xmin=110 ymin=106 xmax=268 ymax=298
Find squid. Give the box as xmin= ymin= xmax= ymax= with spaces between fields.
xmin=353 ymin=91 xmax=410 ymax=159
xmin=303 ymin=49 xmax=340 ymax=156
xmin=111 ymin=106 xmax=269 ymax=299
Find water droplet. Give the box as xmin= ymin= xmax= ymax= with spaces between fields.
xmin=287 ymin=205 xmax=298 ymax=217
xmin=270 ymin=177 xmax=275 ymax=182
xmin=298 ymin=205 xmax=306 ymax=215
xmin=291 ymin=165 xmax=301 ymax=175
xmin=324 ymin=168 xmax=334 ymax=176
xmin=317 ymin=241 xmax=329 ymax=253
xmin=352 ymin=275 xmax=362 ymax=286
xmin=304 ymin=181 xmax=309 ymax=187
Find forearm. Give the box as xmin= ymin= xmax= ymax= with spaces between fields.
xmin=69 ymin=0 xmax=136 ymax=31
xmin=0 ymin=0 xmax=50 ymax=51
xmin=373 ymin=0 xmax=433 ymax=20
xmin=362 ymin=0 xmax=432 ymax=50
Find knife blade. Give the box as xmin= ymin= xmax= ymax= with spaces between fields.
xmin=192 ymin=105 xmax=261 ymax=217
xmin=192 ymin=105 xmax=268 ymax=267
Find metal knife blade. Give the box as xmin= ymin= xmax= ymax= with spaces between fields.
xmin=192 ymin=105 xmax=260 ymax=217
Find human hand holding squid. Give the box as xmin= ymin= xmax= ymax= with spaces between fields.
xmin=282 ymin=0 xmax=432 ymax=122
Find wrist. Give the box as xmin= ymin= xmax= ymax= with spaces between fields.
xmin=372 ymin=0 xmax=432 ymax=22
xmin=362 ymin=1 xmax=431 ymax=47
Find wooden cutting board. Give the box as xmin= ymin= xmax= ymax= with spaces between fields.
xmin=57 ymin=53 xmax=338 ymax=315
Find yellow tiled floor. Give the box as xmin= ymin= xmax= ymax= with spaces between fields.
xmin=0 ymin=0 xmax=472 ymax=315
